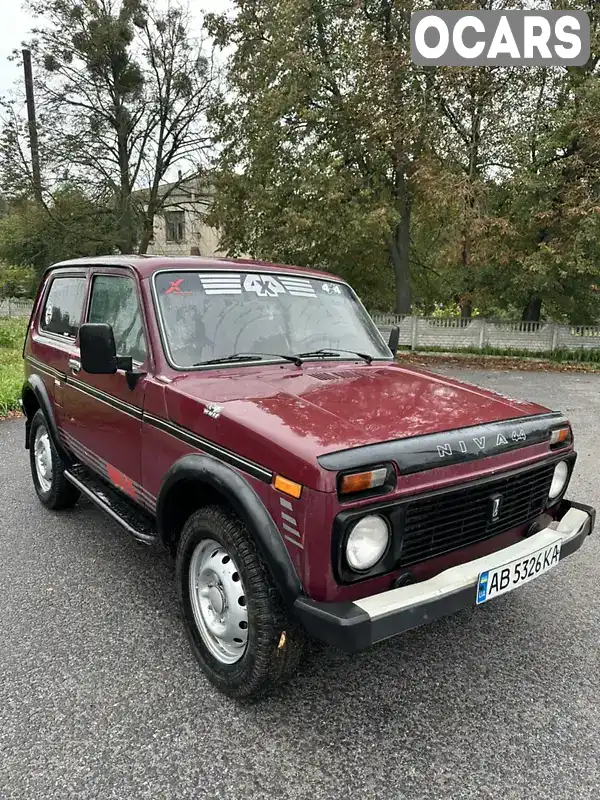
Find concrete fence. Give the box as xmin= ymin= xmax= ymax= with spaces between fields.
xmin=0 ymin=298 xmax=33 ymax=318
xmin=372 ymin=313 xmax=600 ymax=354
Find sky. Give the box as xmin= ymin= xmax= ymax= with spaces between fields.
xmin=0 ymin=0 xmax=32 ymax=98
xmin=0 ymin=0 xmax=233 ymax=99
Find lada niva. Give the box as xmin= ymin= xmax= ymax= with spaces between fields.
xmin=21 ymin=256 xmax=594 ymax=697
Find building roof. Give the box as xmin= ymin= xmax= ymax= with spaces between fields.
xmin=131 ymin=173 xmax=214 ymax=204
xmin=51 ymin=254 xmax=341 ymax=282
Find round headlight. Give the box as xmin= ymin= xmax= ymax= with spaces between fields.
xmin=345 ymin=515 xmax=390 ymax=572
xmin=549 ymin=460 xmax=569 ymax=501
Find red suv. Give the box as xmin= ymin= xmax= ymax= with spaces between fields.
xmin=22 ymin=256 xmax=594 ymax=697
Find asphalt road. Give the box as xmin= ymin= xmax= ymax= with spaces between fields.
xmin=1 ymin=368 xmax=600 ymax=800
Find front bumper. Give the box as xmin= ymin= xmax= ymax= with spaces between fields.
xmin=293 ymin=500 xmax=595 ymax=653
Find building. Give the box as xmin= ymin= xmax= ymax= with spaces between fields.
xmin=145 ymin=175 xmax=228 ymax=258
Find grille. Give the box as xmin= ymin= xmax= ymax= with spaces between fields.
xmin=311 ymin=369 xmax=369 ymax=381
xmin=399 ymin=462 xmax=557 ymax=567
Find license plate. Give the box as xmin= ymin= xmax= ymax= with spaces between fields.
xmin=476 ymin=540 xmax=562 ymax=605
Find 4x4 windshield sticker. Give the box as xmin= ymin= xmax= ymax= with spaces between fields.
xmin=277 ymin=276 xmax=316 ymax=297
xmin=199 ymin=273 xmax=242 ymax=295
xmin=198 ymin=273 xmax=321 ymax=298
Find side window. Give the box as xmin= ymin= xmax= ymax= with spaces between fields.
xmin=88 ymin=275 xmax=147 ymax=363
xmin=40 ymin=276 xmax=87 ymax=338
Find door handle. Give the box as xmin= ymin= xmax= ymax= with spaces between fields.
xmin=68 ymin=358 xmax=81 ymax=374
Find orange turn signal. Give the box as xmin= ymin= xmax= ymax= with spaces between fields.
xmin=550 ymin=427 xmax=571 ymax=447
xmin=339 ymin=467 xmax=388 ymax=495
xmin=273 ymin=474 xmax=302 ymax=499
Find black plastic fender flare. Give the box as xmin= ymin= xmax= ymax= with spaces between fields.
xmin=156 ymin=454 xmax=303 ymax=605
xmin=21 ymin=375 xmax=71 ymax=463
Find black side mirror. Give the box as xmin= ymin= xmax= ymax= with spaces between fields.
xmin=79 ymin=323 xmax=119 ymax=374
xmin=388 ymin=326 xmax=400 ymax=357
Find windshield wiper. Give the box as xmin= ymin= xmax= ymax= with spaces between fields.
xmin=193 ymin=352 xmax=303 ymax=367
xmin=294 ymin=348 xmax=374 ymax=365
xmin=194 ymin=348 xmax=373 ymax=368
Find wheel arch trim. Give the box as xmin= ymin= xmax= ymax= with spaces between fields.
xmin=156 ymin=454 xmax=304 ymax=605
xmin=21 ymin=375 xmax=71 ymax=463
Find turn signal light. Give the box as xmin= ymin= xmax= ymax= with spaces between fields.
xmin=273 ymin=474 xmax=302 ymax=499
xmin=340 ymin=467 xmax=388 ymax=495
xmin=550 ymin=426 xmax=572 ymax=448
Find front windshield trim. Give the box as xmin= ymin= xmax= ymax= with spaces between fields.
xmin=150 ymin=268 xmax=393 ymax=372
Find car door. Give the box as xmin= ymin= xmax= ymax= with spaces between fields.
xmin=61 ymin=269 xmax=150 ymax=492
xmin=28 ymin=269 xmax=89 ymax=430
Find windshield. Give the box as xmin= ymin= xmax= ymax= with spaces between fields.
xmin=154 ymin=270 xmax=391 ymax=368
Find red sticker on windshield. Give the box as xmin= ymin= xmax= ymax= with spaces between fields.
xmin=165 ymin=279 xmax=191 ymax=295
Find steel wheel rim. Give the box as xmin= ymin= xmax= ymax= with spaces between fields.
xmin=34 ymin=425 xmax=53 ymax=494
xmin=189 ymin=538 xmax=249 ymax=665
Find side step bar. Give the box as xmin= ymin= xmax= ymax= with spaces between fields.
xmin=65 ymin=464 xmax=158 ymax=545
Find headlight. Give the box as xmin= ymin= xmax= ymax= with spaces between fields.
xmin=549 ymin=461 xmax=569 ymax=501
xmin=345 ymin=515 xmax=390 ymax=571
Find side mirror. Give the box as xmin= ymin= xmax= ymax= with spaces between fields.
xmin=388 ymin=326 xmax=400 ymax=357
xmin=79 ymin=323 xmax=118 ymax=374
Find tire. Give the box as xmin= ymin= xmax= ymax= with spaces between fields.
xmin=176 ymin=506 xmax=306 ymax=699
xmin=29 ymin=409 xmax=80 ymax=510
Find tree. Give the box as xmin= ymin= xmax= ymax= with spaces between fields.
xmin=1 ymin=0 xmax=217 ymax=253
xmin=477 ymin=1 xmax=600 ymax=323
xmin=207 ymin=0 xmax=434 ymax=313
xmin=0 ymin=188 xmax=120 ymax=275
xmin=0 ymin=263 xmax=37 ymax=298
xmin=208 ymin=0 xmax=600 ymax=322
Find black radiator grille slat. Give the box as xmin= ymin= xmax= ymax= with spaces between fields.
xmin=406 ymin=474 xmax=550 ymax=513
xmin=407 ymin=479 xmax=549 ymax=512
xmin=399 ymin=463 xmax=555 ymax=567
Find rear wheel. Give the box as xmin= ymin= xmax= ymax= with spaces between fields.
xmin=29 ymin=410 xmax=80 ymax=510
xmin=176 ymin=506 xmax=306 ymax=698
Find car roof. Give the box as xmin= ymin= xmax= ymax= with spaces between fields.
xmin=50 ymin=255 xmax=343 ymax=283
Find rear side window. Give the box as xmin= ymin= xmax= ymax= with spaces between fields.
xmin=88 ymin=275 xmax=147 ymax=363
xmin=40 ymin=276 xmax=87 ymax=338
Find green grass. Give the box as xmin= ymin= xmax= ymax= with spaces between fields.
xmin=399 ymin=343 xmax=600 ymax=366
xmin=0 ymin=318 xmax=27 ymax=416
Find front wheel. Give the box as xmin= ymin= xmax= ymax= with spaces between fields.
xmin=176 ymin=506 xmax=306 ymax=698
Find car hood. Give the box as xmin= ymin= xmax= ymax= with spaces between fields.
xmin=165 ymin=362 xmax=549 ymax=489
